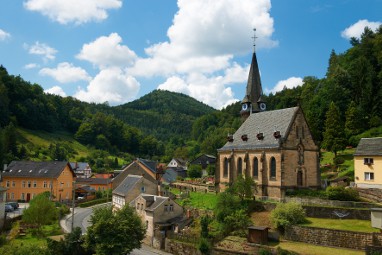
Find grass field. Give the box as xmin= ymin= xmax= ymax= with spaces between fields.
xmin=275 ymin=241 xmax=364 ymax=255
xmin=301 ymin=217 xmax=379 ymax=233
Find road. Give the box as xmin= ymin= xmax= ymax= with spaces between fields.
xmin=61 ymin=203 xmax=172 ymax=255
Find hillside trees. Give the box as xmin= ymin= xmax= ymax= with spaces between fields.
xmin=322 ymin=102 xmax=347 ymax=157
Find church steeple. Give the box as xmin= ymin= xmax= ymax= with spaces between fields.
xmin=240 ymin=28 xmax=266 ymax=120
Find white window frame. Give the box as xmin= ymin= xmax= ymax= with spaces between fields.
xmin=365 ymin=172 xmax=374 ymax=181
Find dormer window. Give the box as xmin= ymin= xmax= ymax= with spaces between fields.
xmin=273 ymin=131 xmax=281 ymax=139
xmin=256 ymin=133 xmax=264 ymax=140
xmin=364 ymin=158 xmax=374 ymax=165
xmin=241 ymin=134 xmax=248 ymax=141
xmin=227 ymin=134 xmax=234 ymax=142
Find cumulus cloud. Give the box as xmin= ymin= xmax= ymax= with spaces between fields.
xmin=25 ymin=42 xmax=57 ymax=62
xmin=158 ymin=72 xmax=240 ymax=109
xmin=341 ymin=19 xmax=382 ymax=39
xmin=266 ymin=77 xmax=303 ymax=94
xmin=77 ymin=33 xmax=137 ymax=69
xmin=39 ymin=62 xmax=91 ymax=83
xmin=0 ymin=29 xmax=11 ymax=41
xmin=131 ymin=0 xmax=276 ymax=77
xmin=24 ymin=0 xmax=122 ymax=25
xmin=128 ymin=0 xmax=276 ymax=108
xmin=74 ymin=67 xmax=140 ymax=105
xmin=45 ymin=86 xmax=67 ymax=97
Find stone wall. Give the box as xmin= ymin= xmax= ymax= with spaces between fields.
xmin=165 ymin=238 xmax=200 ymax=255
xmin=285 ymin=196 xmax=380 ymax=208
xmin=304 ymin=205 xmax=371 ymax=220
xmin=285 ymin=225 xmax=382 ymax=250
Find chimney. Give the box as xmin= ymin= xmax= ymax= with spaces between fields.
xmin=3 ymin=164 xmax=7 ymax=171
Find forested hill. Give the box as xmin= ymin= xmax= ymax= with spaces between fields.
xmin=101 ymin=90 xmax=216 ymax=141
xmin=0 ymin=67 xmax=217 ymax=165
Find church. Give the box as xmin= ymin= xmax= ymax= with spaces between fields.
xmin=216 ymin=41 xmax=320 ymax=200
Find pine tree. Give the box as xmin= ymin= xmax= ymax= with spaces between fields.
xmin=345 ymin=101 xmax=363 ymax=138
xmin=322 ymin=102 xmax=347 ymax=158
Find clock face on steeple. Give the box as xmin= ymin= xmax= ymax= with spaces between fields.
xmin=259 ymin=102 xmax=266 ymax=111
xmin=242 ymin=103 xmax=249 ymax=111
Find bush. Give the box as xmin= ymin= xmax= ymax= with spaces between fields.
xmin=79 ymin=198 xmax=108 ymax=208
xmin=188 ymin=165 xmax=203 ymax=178
xmin=333 ymin=156 xmax=345 ymax=166
xmin=259 ymin=248 xmax=272 ymax=255
xmin=326 ymin=186 xmax=359 ymax=201
xmin=198 ymin=238 xmax=211 ymax=255
xmin=270 ymin=202 xmax=306 ymax=231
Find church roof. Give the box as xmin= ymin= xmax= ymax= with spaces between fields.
xmin=354 ymin=137 xmax=382 ymax=156
xmin=219 ymin=107 xmax=299 ymax=151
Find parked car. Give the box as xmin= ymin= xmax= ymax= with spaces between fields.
xmin=5 ymin=204 xmax=14 ymax=212
xmin=6 ymin=202 xmax=19 ymax=210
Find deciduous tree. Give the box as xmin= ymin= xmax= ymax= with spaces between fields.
xmin=84 ymin=205 xmax=145 ymax=255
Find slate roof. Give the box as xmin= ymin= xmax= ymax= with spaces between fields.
xmin=162 ymin=168 xmax=178 ymax=184
xmin=143 ymin=195 xmax=168 ymax=212
xmin=218 ymin=107 xmax=298 ymax=151
xmin=70 ymin=162 xmax=89 ymax=170
xmin=113 ymin=175 xmax=143 ymax=196
xmin=137 ymin=158 xmax=157 ymax=173
xmin=2 ymin=161 xmax=74 ymax=178
xmin=354 ymin=137 xmax=382 ymax=156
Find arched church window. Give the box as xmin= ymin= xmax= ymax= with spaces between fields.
xmin=270 ymin=157 xmax=276 ymax=179
xmin=223 ymin=158 xmax=229 ymax=178
xmin=237 ymin=158 xmax=243 ymax=176
xmin=253 ymin=157 xmax=258 ymax=179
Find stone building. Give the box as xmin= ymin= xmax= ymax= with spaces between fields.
xmin=216 ymin=44 xmax=320 ymax=200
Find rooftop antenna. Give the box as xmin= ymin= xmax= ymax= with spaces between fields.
xmin=252 ymin=28 xmax=257 ymax=53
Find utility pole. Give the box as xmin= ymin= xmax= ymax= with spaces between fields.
xmin=71 ymin=181 xmax=75 ymax=232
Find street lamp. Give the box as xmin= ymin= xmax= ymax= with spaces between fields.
xmin=71 ymin=181 xmax=75 ymax=232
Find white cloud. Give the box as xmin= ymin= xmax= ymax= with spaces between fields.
xmin=45 ymin=86 xmax=67 ymax=97
xmin=77 ymin=33 xmax=137 ymax=69
xmin=39 ymin=62 xmax=91 ymax=83
xmin=158 ymin=72 xmax=240 ymax=109
xmin=24 ymin=63 xmax=39 ymax=69
xmin=26 ymin=42 xmax=57 ymax=62
xmin=24 ymin=0 xmax=122 ymax=25
xmin=267 ymin=77 xmax=303 ymax=94
xmin=0 ymin=29 xmax=11 ymax=41
xmin=158 ymin=76 xmax=190 ymax=95
xmin=341 ymin=19 xmax=382 ymax=39
xmin=128 ymin=0 xmax=276 ymax=108
xmin=74 ymin=67 xmax=140 ymax=105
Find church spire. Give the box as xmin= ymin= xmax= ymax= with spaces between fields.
xmin=240 ymin=28 xmax=266 ymax=120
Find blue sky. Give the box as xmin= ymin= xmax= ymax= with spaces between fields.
xmin=0 ymin=0 xmax=381 ymax=109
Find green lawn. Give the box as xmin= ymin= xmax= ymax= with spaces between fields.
xmin=301 ymin=217 xmax=379 ymax=233
xmin=174 ymin=190 xmax=218 ymax=210
xmin=275 ymin=241 xmax=364 ymax=255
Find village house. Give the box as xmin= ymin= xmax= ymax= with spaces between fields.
xmin=130 ymin=194 xmax=184 ymax=249
xmin=112 ymin=174 xmax=157 ymax=210
xmin=189 ymin=154 xmax=216 ymax=176
xmin=354 ymin=137 xmax=382 ymax=188
xmin=75 ymin=177 xmax=112 ymax=192
xmin=216 ymin=45 xmax=320 ymax=200
xmin=2 ymin=161 xmax=75 ymax=202
xmin=70 ymin=162 xmax=92 ymax=178
xmin=112 ymin=158 xmax=165 ymax=195
xmin=167 ymin=158 xmax=188 ymax=170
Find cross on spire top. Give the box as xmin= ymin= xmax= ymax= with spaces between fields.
xmin=252 ymin=28 xmax=257 ymax=52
